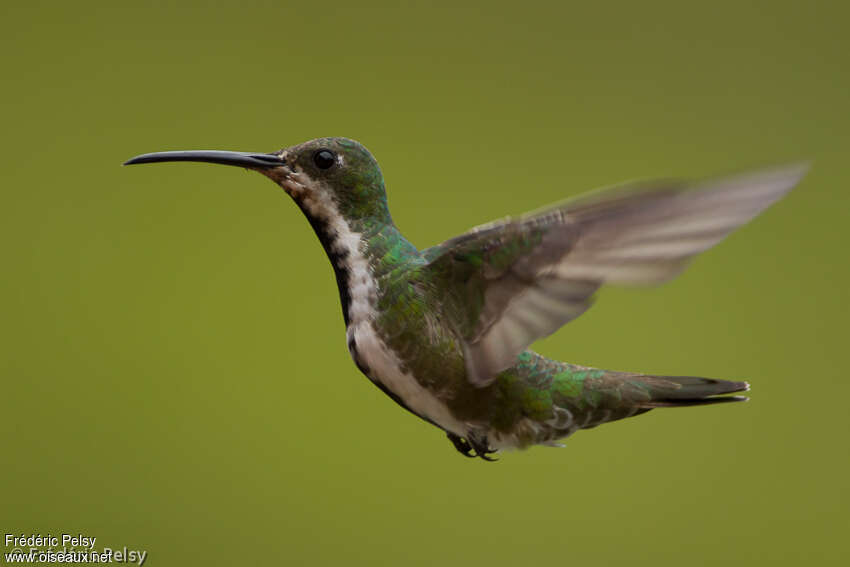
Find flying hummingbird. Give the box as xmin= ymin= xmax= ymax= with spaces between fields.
xmin=125 ymin=138 xmax=806 ymax=460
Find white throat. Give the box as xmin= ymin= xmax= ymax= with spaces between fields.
xmin=279 ymin=169 xmax=376 ymax=326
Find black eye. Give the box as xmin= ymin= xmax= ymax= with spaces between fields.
xmin=313 ymin=149 xmax=336 ymax=170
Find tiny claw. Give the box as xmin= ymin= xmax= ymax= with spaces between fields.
xmin=447 ymin=432 xmax=499 ymax=461
xmin=446 ymin=432 xmax=476 ymax=458
xmin=467 ymin=433 xmax=499 ymax=462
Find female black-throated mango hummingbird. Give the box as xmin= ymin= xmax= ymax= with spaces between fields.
xmin=125 ymin=138 xmax=806 ymax=460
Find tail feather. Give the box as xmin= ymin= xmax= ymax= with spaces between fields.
xmin=631 ymin=375 xmax=749 ymax=408
xmin=544 ymin=364 xmax=751 ymax=439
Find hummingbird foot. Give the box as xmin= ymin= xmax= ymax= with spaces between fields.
xmin=446 ymin=432 xmax=476 ymax=458
xmin=446 ymin=432 xmax=498 ymax=461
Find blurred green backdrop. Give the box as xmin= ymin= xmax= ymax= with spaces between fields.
xmin=2 ymin=1 xmax=848 ymax=565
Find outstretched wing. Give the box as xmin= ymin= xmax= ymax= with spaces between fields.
xmin=421 ymin=163 xmax=808 ymax=387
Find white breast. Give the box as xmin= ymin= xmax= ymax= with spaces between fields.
xmin=338 ymin=219 xmax=467 ymax=435
xmin=347 ymin=321 xmax=467 ymax=436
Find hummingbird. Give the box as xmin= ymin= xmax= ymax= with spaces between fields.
xmin=125 ymin=138 xmax=806 ymax=460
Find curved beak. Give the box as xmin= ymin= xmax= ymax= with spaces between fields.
xmin=123 ymin=150 xmax=285 ymax=169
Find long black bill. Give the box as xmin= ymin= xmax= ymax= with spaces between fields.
xmin=123 ymin=150 xmax=284 ymax=169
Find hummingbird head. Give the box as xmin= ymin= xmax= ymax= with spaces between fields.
xmin=124 ymin=137 xmax=392 ymax=227
xmin=269 ymin=137 xmax=390 ymax=224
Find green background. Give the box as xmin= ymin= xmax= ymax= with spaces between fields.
xmin=2 ymin=1 xmax=848 ymax=565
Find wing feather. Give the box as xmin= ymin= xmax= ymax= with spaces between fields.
xmin=422 ymin=163 xmax=808 ymax=386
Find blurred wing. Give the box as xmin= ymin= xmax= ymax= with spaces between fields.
xmin=422 ymin=163 xmax=808 ymax=387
